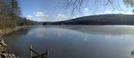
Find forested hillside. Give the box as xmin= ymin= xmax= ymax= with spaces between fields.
xmin=43 ymin=14 xmax=134 ymax=25
xmin=0 ymin=0 xmax=31 ymax=29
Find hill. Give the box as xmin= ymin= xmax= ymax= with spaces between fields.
xmin=30 ymin=21 xmax=43 ymax=25
xmin=43 ymin=14 xmax=134 ymax=25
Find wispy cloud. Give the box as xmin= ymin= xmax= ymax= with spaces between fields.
xmin=26 ymin=15 xmax=33 ymax=19
xmin=53 ymin=14 xmax=69 ymax=21
xmin=84 ymin=8 xmax=88 ymax=11
xmin=54 ymin=14 xmax=67 ymax=18
xmin=37 ymin=18 xmax=45 ymax=22
xmin=44 ymin=10 xmax=48 ymax=13
xmin=115 ymin=10 xmax=133 ymax=14
xmin=44 ymin=15 xmax=49 ymax=17
xmin=34 ymin=12 xmax=44 ymax=16
xmin=96 ymin=10 xmax=133 ymax=15
xmin=95 ymin=13 xmax=104 ymax=15
xmin=105 ymin=11 xmax=112 ymax=13
xmin=68 ymin=10 xmax=70 ymax=12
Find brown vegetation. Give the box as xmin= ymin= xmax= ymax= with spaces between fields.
xmin=0 ymin=0 xmax=31 ymax=29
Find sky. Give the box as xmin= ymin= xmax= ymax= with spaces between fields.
xmin=18 ymin=0 xmax=134 ymax=22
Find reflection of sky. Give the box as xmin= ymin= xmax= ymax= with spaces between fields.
xmin=4 ymin=25 xmax=134 ymax=58
xmin=51 ymin=25 xmax=134 ymax=35
xmin=27 ymin=25 xmax=134 ymax=41
xmin=27 ymin=27 xmax=77 ymax=39
xmin=35 ymin=33 xmax=45 ymax=38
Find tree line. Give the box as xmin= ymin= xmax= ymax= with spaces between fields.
xmin=0 ymin=0 xmax=31 ymax=29
xmin=43 ymin=14 xmax=134 ymax=25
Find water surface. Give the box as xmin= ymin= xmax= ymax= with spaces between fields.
xmin=3 ymin=25 xmax=134 ymax=58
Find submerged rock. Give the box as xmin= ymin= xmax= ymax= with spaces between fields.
xmin=131 ymin=49 xmax=134 ymax=56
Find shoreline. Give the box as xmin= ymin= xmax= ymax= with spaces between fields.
xmin=0 ymin=26 xmax=29 ymax=58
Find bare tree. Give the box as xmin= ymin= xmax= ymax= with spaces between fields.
xmin=57 ymin=0 xmax=134 ymax=16
xmin=0 ymin=0 xmax=11 ymax=28
xmin=0 ymin=0 xmax=30 ymax=29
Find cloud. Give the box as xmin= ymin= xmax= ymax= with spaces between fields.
xmin=53 ymin=14 xmax=76 ymax=21
xmin=37 ymin=18 xmax=45 ymax=22
xmin=99 ymin=13 xmax=104 ymax=14
xmin=34 ymin=12 xmax=44 ymax=16
xmin=67 ymin=16 xmax=75 ymax=18
xmin=54 ymin=14 xmax=66 ymax=18
xmin=96 ymin=10 xmax=133 ymax=15
xmin=84 ymin=8 xmax=88 ymax=11
xmin=115 ymin=10 xmax=133 ymax=14
xmin=34 ymin=11 xmax=49 ymax=17
xmin=95 ymin=13 xmax=104 ymax=15
xmin=44 ymin=10 xmax=48 ymax=13
xmin=95 ymin=10 xmax=112 ymax=15
xmin=26 ymin=15 xmax=33 ymax=19
xmin=105 ymin=11 xmax=112 ymax=13
xmin=68 ymin=10 xmax=70 ymax=12
xmin=44 ymin=15 xmax=49 ymax=17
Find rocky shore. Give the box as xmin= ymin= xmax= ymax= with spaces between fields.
xmin=0 ymin=26 xmax=28 ymax=58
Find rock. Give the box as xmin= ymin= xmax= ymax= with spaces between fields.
xmin=131 ymin=49 xmax=134 ymax=56
xmin=0 ymin=30 xmax=2 ymax=34
xmin=8 ymin=53 xmax=12 ymax=56
xmin=132 ymin=50 xmax=134 ymax=54
xmin=0 ymin=26 xmax=24 ymax=58
xmin=2 ymin=53 xmax=8 ymax=57
xmin=12 ymin=54 xmax=15 ymax=57
xmin=0 ymin=38 xmax=1 ymax=41
xmin=0 ymin=44 xmax=2 ymax=47
xmin=0 ymin=40 xmax=7 ymax=47
xmin=0 ymin=56 xmax=2 ymax=58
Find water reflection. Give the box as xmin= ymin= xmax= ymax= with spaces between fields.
xmin=3 ymin=25 xmax=134 ymax=58
xmin=43 ymin=25 xmax=134 ymax=35
xmin=3 ymin=27 xmax=31 ymax=57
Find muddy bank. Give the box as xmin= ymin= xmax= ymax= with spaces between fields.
xmin=0 ymin=26 xmax=28 ymax=58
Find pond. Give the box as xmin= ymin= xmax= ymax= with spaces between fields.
xmin=3 ymin=25 xmax=134 ymax=58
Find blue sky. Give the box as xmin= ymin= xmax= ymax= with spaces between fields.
xmin=18 ymin=0 xmax=134 ymax=22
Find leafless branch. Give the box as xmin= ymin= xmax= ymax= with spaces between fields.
xmin=56 ymin=0 xmax=134 ymax=16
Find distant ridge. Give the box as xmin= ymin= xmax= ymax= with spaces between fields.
xmin=43 ymin=14 xmax=134 ymax=25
